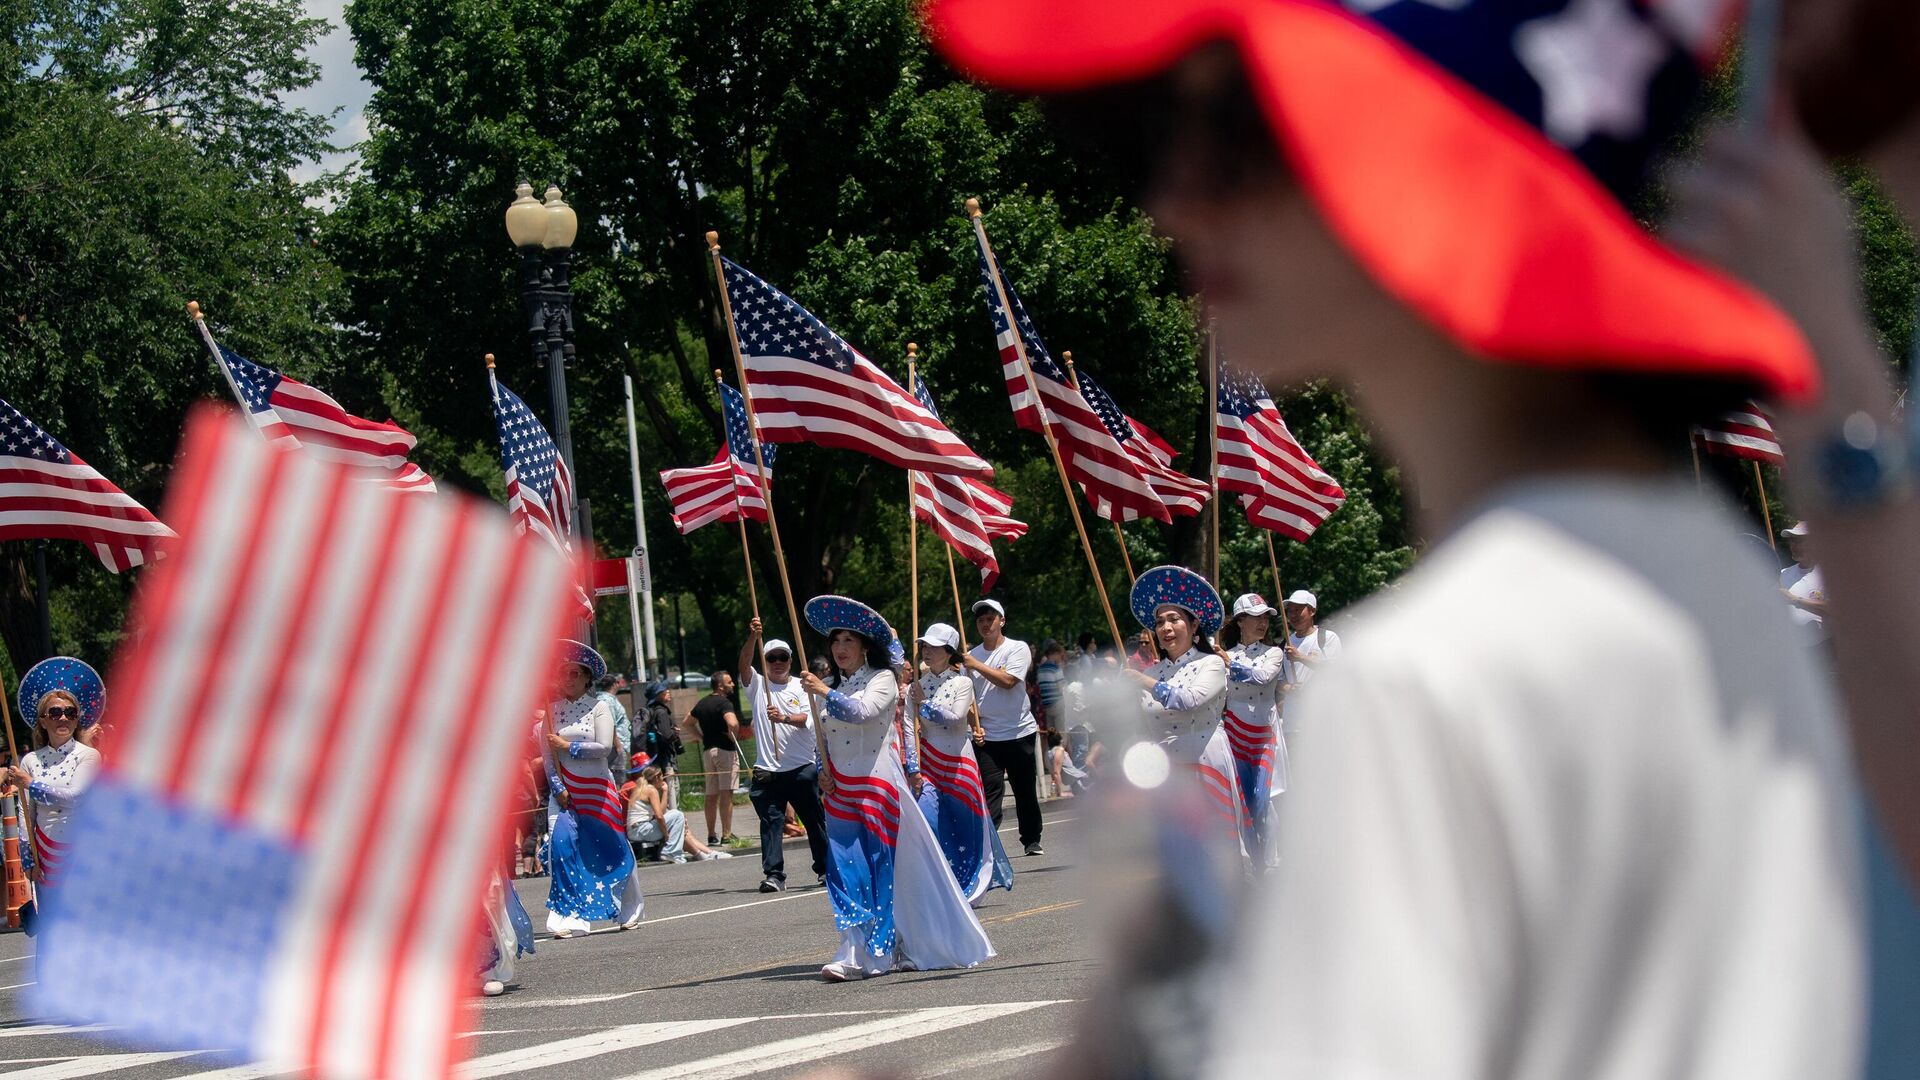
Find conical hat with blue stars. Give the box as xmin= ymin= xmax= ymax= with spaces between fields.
xmin=804 ymin=595 xmax=893 ymax=650
xmin=557 ymin=639 xmax=606 ymax=683
xmin=18 ymin=656 xmax=105 ymax=729
xmin=1130 ymin=565 xmax=1224 ymax=636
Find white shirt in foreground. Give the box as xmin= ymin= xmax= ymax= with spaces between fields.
xmin=743 ymin=670 xmax=817 ymax=772
xmin=968 ymin=638 xmax=1036 ymax=741
xmin=1208 ymin=478 xmax=1862 ymax=1080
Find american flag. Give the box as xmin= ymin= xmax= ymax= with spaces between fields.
xmin=203 ymin=333 xmax=436 ymax=494
xmin=910 ymin=374 xmax=1025 ymax=591
xmin=1074 ymin=369 xmax=1209 ymax=519
xmin=489 ymin=370 xmax=593 ymax=621
xmin=658 ymin=382 xmax=776 ymax=534
xmin=1694 ymin=401 xmax=1784 ymax=465
xmin=0 ymin=396 xmax=175 ymax=571
xmin=1215 ymin=363 xmax=1346 ymax=542
xmin=972 ymin=231 xmax=1169 ymax=522
xmin=719 ymin=257 xmax=992 ymax=479
xmin=33 ymin=408 xmax=575 ymax=1079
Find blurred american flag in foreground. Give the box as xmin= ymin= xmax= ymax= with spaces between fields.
xmin=34 ymin=408 xmax=574 ymax=1079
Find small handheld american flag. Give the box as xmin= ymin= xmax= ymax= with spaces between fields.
xmin=659 ymin=381 xmax=776 ymax=534
xmin=0 ymin=395 xmax=175 ymax=571
xmin=489 ymin=367 xmax=594 ymax=621
xmin=1694 ymin=401 xmax=1785 ymax=465
xmin=910 ymin=373 xmax=1026 ymax=591
xmin=33 ymin=408 xmax=576 ymax=1078
xmin=1215 ymin=362 xmax=1346 ymax=542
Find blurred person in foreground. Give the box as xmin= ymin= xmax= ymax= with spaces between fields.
xmin=1663 ymin=0 xmax=1920 ymax=890
xmin=929 ymin=1 xmax=1865 ymax=1077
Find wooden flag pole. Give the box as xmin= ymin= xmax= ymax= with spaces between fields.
xmin=1689 ymin=430 xmax=1706 ymax=494
xmin=970 ymin=199 xmax=1125 ymax=652
xmin=1207 ymin=323 xmax=1222 ymax=586
xmin=1061 ymin=352 xmax=1137 ymax=586
xmin=906 ymin=343 xmax=922 ymax=669
xmin=707 ymin=232 xmax=827 ymax=764
xmin=1265 ymin=531 xmax=1285 ymax=607
xmin=1753 ymin=460 xmax=1778 ymax=552
xmin=943 ymin=546 xmax=987 ymax=741
xmin=711 ymin=369 xmax=778 ymax=780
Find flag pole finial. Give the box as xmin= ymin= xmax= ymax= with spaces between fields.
xmin=907 ymin=342 xmax=919 ymax=359
xmin=964 ymin=197 xmax=982 ymax=218
xmin=186 ymin=300 xmax=203 ymax=321
xmin=712 ymin=368 xmax=724 ymax=383
xmin=484 ymin=353 xmax=495 ymax=370
xmin=705 ymin=230 xmax=720 ymax=250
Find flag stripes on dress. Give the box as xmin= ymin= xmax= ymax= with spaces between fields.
xmin=719 ymin=258 xmax=992 ymax=479
xmin=1074 ymin=369 xmax=1209 ymax=519
xmin=207 ymin=341 xmax=435 ymax=494
xmin=489 ymin=370 xmax=593 ymax=621
xmin=909 ymin=374 xmax=1024 ymax=592
xmin=1215 ymin=363 xmax=1346 ymax=542
xmin=0 ymin=396 xmax=176 ymax=572
xmin=33 ymin=408 xmax=575 ymax=1080
xmin=973 ymin=235 xmax=1170 ymax=522
xmin=658 ymin=382 xmax=776 ymax=535
xmin=1694 ymin=401 xmax=1785 ymax=465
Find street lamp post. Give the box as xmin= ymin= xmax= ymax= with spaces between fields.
xmin=506 ymin=179 xmax=595 ymax=638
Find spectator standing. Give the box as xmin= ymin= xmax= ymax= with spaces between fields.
xmin=1067 ymin=632 xmax=1101 ymax=681
xmin=963 ymin=599 xmax=1044 ymax=856
xmin=640 ymin=682 xmax=682 ymax=803
xmin=739 ymin=617 xmax=829 ymax=893
xmin=685 ymin=672 xmax=741 ymax=846
xmin=1780 ymin=522 xmax=1829 ymax=646
xmin=1034 ymin=640 xmax=1066 ymax=728
xmin=595 ymin=673 xmax=631 ymax=786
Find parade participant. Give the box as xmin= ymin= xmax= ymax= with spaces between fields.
xmin=1220 ymin=593 xmax=1287 ymax=857
xmin=908 ymin=622 xmax=1014 ymax=904
xmin=961 ymin=599 xmax=1044 ymax=856
xmin=1779 ymin=521 xmax=1828 ymax=646
xmin=538 ymin=640 xmax=644 ymax=937
xmin=928 ymin=2 xmax=1864 ymax=1076
xmin=7 ymin=658 xmax=106 ymax=888
xmin=476 ymin=872 xmax=535 ymax=997
xmin=1120 ymin=567 xmax=1241 ymax=847
xmin=800 ymin=596 xmax=993 ymax=982
xmin=740 ymin=617 xmax=828 ymax=893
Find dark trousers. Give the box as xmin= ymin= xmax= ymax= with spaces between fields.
xmin=747 ymin=761 xmax=828 ymax=882
xmin=977 ymin=736 xmax=1043 ymax=847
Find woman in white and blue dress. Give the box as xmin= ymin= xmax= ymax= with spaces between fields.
xmin=1220 ymin=593 xmax=1289 ymax=859
xmin=799 ymin=596 xmax=993 ymax=982
xmin=1120 ymin=567 xmax=1245 ymax=852
xmin=538 ymin=640 xmax=644 ymax=937
xmin=7 ymin=657 xmax=106 ymax=894
xmin=907 ymin=622 xmax=1013 ymax=904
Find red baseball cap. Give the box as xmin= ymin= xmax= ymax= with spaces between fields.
xmin=925 ymin=0 xmax=1819 ymax=403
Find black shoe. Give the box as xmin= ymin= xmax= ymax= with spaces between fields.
xmin=759 ymin=877 xmax=785 ymax=893
xmin=708 ymin=834 xmax=720 ymax=846
xmin=1024 ymin=843 xmax=1044 ymax=857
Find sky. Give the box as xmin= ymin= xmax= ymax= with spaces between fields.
xmin=287 ymin=0 xmax=372 ymax=185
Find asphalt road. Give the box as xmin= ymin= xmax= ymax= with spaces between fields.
xmin=0 ymin=803 xmax=1091 ymax=1079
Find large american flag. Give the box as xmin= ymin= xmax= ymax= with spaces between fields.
xmin=1694 ymin=401 xmax=1784 ymax=465
xmin=910 ymin=374 xmax=1025 ymax=591
xmin=0 ymin=396 xmax=175 ymax=571
xmin=1215 ymin=363 xmax=1346 ymax=542
xmin=719 ymin=257 xmax=992 ymax=479
xmin=972 ymin=230 xmax=1169 ymax=522
xmin=489 ymin=370 xmax=592 ymax=620
xmin=1074 ymin=369 xmax=1208 ymax=519
xmin=203 ymin=334 xmax=435 ymax=494
xmin=658 ymin=382 xmax=775 ymax=534
xmin=33 ymin=408 xmax=574 ymax=1079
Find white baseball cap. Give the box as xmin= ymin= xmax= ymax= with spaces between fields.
xmin=1781 ymin=520 xmax=1811 ymax=538
xmin=1231 ymin=593 xmax=1279 ymax=618
xmin=1284 ymin=589 xmax=1319 ymax=609
xmin=762 ymin=638 xmax=794 ymax=660
xmin=971 ymin=599 xmax=1006 ymax=618
xmin=917 ymin=623 xmax=962 ymax=652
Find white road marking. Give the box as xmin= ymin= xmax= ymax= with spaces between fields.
xmin=0 ymin=1024 xmax=114 ymax=1040
xmin=0 ymin=980 xmax=36 ymax=990
xmin=0 ymin=1050 xmax=207 ymax=1078
xmin=614 ymin=1001 xmax=1071 ymax=1080
xmin=166 ymin=1065 xmax=283 ymax=1079
xmin=921 ymin=1036 xmax=1072 ymax=1076
xmin=484 ymin=988 xmax=656 ymax=1010
xmin=0 ymin=954 xmax=34 ymax=964
xmin=453 ymin=1016 xmax=763 ymax=1078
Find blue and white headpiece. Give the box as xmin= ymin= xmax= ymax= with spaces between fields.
xmin=18 ymin=656 xmax=106 ymax=730
xmin=557 ymin=639 xmax=606 ymax=683
xmin=804 ymin=595 xmax=893 ymax=651
xmin=1130 ymin=565 xmax=1224 ymax=636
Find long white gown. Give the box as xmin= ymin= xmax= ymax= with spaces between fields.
xmin=1140 ymin=647 xmax=1244 ymax=851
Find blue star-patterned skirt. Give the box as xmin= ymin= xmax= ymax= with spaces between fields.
xmin=545 ymin=809 xmax=634 ymax=923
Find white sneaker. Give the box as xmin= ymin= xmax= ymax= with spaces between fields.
xmin=551 ymin=930 xmax=575 ymax=939
xmin=482 ymin=980 xmax=505 ymax=997
xmin=699 ymin=850 xmax=734 ymax=861
xmin=621 ymin=917 xmax=644 ymax=931
xmin=670 ymin=855 xmax=689 ymax=864
xmin=820 ymin=961 xmax=867 ymax=982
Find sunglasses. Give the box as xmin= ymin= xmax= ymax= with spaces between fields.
xmin=765 ymin=653 xmax=792 ymax=663
xmin=41 ymin=706 xmax=79 ymax=721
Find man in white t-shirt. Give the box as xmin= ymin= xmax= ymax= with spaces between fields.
xmin=963 ymin=599 xmax=1044 ymax=856
xmin=1780 ymin=521 xmax=1829 ymax=647
xmin=739 ymin=617 xmax=826 ymax=893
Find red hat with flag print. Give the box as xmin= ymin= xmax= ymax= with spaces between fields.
xmin=924 ymin=0 xmax=1819 ymax=403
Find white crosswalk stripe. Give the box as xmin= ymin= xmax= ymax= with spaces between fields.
xmin=453 ymin=1017 xmax=763 ymax=1078
xmin=0 ymin=1050 xmax=207 ymax=1078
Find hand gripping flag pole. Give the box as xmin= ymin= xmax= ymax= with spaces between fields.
xmin=1061 ymin=353 xmax=1138 ymax=587
xmin=707 ymin=231 xmax=828 ymax=767
xmin=969 ymin=198 xmax=1126 ymax=652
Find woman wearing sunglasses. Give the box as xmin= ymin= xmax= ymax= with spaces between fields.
xmin=8 ymin=657 xmax=106 ymax=885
